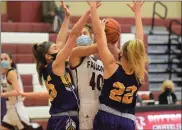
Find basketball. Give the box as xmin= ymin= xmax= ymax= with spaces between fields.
xmin=105 ymin=18 xmax=121 ymax=44
xmin=141 ymin=94 xmax=150 ymax=100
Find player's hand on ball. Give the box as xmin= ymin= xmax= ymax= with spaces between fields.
xmin=61 ymin=1 xmax=70 ymax=17
xmin=101 ymin=19 xmax=108 ymax=31
xmin=127 ymin=1 xmax=144 ymax=13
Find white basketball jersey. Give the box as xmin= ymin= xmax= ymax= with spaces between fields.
xmin=1 ymin=69 xmax=24 ymax=104
xmin=1 ymin=69 xmax=31 ymax=128
xmin=71 ymin=55 xmax=104 ymax=102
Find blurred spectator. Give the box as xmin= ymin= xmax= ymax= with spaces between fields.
xmin=41 ymin=1 xmax=69 ymax=32
xmin=158 ymin=80 xmax=177 ymax=105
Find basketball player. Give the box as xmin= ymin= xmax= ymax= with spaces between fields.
xmin=88 ymin=1 xmax=149 ymax=130
xmin=69 ymin=23 xmax=103 ymax=130
xmin=26 ymin=2 xmax=101 ymax=130
xmin=19 ymin=1 xmax=71 ymax=101
xmin=0 ymin=52 xmax=42 ymax=130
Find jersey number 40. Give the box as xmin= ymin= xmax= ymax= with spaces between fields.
xmin=89 ymin=72 xmax=103 ymax=91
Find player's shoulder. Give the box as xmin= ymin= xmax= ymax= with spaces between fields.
xmin=7 ymin=69 xmax=17 ymax=77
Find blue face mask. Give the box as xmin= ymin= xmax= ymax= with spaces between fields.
xmin=76 ymin=35 xmax=93 ymax=46
xmin=1 ymin=60 xmax=10 ymax=68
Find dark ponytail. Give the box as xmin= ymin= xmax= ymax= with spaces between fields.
xmin=32 ymin=44 xmax=45 ymax=86
xmin=32 ymin=42 xmax=53 ymax=86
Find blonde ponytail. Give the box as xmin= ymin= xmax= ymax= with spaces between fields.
xmin=123 ymin=39 xmax=149 ymax=82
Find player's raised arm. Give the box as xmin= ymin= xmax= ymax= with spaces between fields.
xmin=53 ymin=7 xmax=94 ymax=74
xmin=87 ymin=2 xmax=116 ymax=68
xmin=56 ymin=1 xmax=71 ymax=49
xmin=127 ymin=2 xmax=144 ymax=41
xmin=72 ymin=44 xmax=98 ymax=57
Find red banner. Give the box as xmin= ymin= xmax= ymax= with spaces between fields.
xmin=135 ymin=110 xmax=182 ymax=130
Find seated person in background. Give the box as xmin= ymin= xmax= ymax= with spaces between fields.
xmin=41 ymin=1 xmax=69 ymax=32
xmin=159 ymin=80 xmax=177 ymax=105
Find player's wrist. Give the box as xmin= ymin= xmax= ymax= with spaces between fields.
xmin=65 ymin=15 xmax=70 ymax=19
xmin=1 ymin=92 xmax=7 ymax=97
xmin=90 ymin=6 xmax=97 ymax=9
xmin=134 ymin=11 xmax=141 ymax=16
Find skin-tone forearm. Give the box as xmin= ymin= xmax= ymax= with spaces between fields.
xmin=1 ymin=90 xmax=20 ymax=98
xmin=21 ymin=91 xmax=49 ymax=99
xmin=56 ymin=16 xmax=70 ymax=48
xmin=56 ymin=2 xmax=71 ymax=49
xmin=135 ymin=12 xmax=143 ymax=41
xmin=127 ymin=2 xmax=144 ymax=41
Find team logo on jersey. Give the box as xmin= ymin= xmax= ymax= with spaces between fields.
xmin=45 ymin=75 xmax=58 ymax=101
xmin=61 ymin=73 xmax=75 ymax=92
xmin=65 ymin=118 xmax=76 ymax=130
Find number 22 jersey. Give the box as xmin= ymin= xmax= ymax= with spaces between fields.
xmin=99 ymin=64 xmax=141 ymax=115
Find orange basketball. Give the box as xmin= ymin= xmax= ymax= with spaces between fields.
xmin=105 ymin=18 xmax=121 ymax=44
xmin=141 ymin=94 xmax=150 ymax=100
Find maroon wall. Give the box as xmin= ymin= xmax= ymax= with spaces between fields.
xmin=7 ymin=1 xmax=42 ymax=22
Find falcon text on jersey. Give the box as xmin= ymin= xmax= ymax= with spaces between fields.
xmin=87 ymin=60 xmax=104 ymax=72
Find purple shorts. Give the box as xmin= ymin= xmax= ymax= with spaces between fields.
xmin=1 ymin=98 xmax=7 ymax=122
xmin=93 ymin=110 xmax=135 ymax=130
xmin=47 ymin=115 xmax=79 ymax=130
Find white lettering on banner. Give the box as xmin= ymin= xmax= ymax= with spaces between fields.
xmin=153 ymin=124 xmax=175 ymax=130
xmin=147 ymin=114 xmax=181 ymax=123
xmin=177 ymin=124 xmax=182 ymax=130
xmin=135 ymin=116 xmax=146 ymax=130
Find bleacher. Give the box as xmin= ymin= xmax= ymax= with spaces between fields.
xmin=1 ymin=2 xmax=181 ymax=129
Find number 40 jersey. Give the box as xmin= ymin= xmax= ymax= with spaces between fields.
xmin=71 ymin=55 xmax=104 ymax=102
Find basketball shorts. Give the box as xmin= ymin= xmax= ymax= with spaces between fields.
xmin=47 ymin=115 xmax=79 ymax=130
xmin=79 ymin=101 xmax=99 ymax=130
xmin=93 ymin=110 xmax=135 ymax=130
xmin=2 ymin=101 xmax=31 ymax=130
xmin=1 ymin=98 xmax=7 ymax=122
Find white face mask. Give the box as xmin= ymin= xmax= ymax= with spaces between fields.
xmin=76 ymin=35 xmax=93 ymax=46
